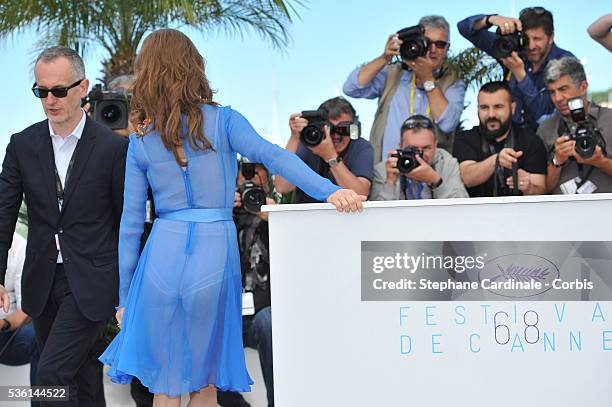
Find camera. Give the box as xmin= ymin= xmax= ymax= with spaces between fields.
xmin=491 ymin=29 xmax=527 ymax=59
xmin=397 ymin=25 xmax=430 ymax=61
xmin=566 ymin=97 xmax=606 ymax=159
xmin=299 ymin=110 xmax=329 ymax=147
xmin=82 ymin=84 xmax=129 ymax=130
xmin=238 ymin=162 xmax=267 ymax=213
xmin=393 ymin=147 xmax=423 ymax=173
xmin=299 ymin=110 xmax=361 ymax=147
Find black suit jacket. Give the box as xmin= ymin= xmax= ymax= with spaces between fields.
xmin=0 ymin=116 xmax=128 ymax=321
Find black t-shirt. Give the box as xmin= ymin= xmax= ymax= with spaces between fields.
xmin=295 ymin=137 xmax=374 ymax=203
xmin=453 ymin=125 xmax=547 ymax=197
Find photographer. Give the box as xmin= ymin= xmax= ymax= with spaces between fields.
xmin=537 ymin=57 xmax=612 ymax=194
xmin=343 ymin=15 xmax=465 ymax=161
xmin=217 ymin=162 xmax=276 ymax=407
xmin=454 ymin=81 xmax=547 ymax=197
xmin=458 ymin=7 xmax=574 ymax=130
xmin=371 ymin=115 xmax=467 ymax=200
xmin=275 ymin=97 xmax=373 ymax=202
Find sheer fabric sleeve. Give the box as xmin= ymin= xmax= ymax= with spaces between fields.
xmin=118 ymin=135 xmax=149 ymax=307
xmin=225 ymin=108 xmax=340 ymax=202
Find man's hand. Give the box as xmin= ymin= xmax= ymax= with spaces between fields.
xmin=385 ymin=150 xmax=400 ymax=185
xmin=575 ymin=145 xmax=605 ymax=166
xmin=498 ymin=148 xmax=523 ymax=170
xmin=554 ymin=135 xmax=576 ymax=165
xmin=233 ymin=191 xmax=241 ymax=208
xmin=0 ymin=285 xmax=9 ymax=314
xmin=308 ymin=126 xmax=337 ymax=162
xmin=289 ymin=113 xmax=308 ymax=140
xmin=489 ymin=15 xmax=523 ymax=34
xmin=409 ymin=56 xmax=436 ymax=82
xmin=116 ymin=307 xmax=125 ymax=329
xmin=506 ymin=168 xmax=531 ymax=192
xmin=383 ymin=33 xmax=401 ymax=62
xmin=501 ymin=51 xmax=527 ymax=81
xmin=257 ymin=197 xmax=277 ymax=222
xmin=408 ymin=155 xmax=441 ymax=185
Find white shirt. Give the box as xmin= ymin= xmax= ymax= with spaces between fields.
xmin=0 ymin=233 xmax=26 ymax=319
xmin=48 ymin=109 xmax=86 ymax=263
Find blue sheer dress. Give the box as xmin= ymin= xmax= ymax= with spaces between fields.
xmin=99 ymin=105 xmax=339 ymax=396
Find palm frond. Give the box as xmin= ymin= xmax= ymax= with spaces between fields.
xmin=446 ymin=47 xmax=503 ymax=91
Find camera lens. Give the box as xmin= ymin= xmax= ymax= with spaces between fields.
xmin=243 ymin=188 xmax=266 ymax=213
xmin=101 ymin=103 xmax=122 ymax=124
xmin=575 ymin=135 xmax=595 ymax=158
xmin=300 ymin=125 xmax=324 ymax=146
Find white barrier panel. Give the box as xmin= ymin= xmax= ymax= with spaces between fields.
xmin=264 ymin=194 xmax=612 ymax=407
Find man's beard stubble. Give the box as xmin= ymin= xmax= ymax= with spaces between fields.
xmin=479 ymin=116 xmax=512 ymax=142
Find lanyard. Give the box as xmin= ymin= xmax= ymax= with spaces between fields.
xmin=53 ymin=140 xmax=80 ymax=210
xmin=402 ymin=177 xmax=424 ymax=200
xmin=410 ymin=74 xmax=431 ymax=116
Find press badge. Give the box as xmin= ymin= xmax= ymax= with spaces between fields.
xmin=560 ymin=177 xmax=597 ymax=194
xmin=242 ymin=291 xmax=255 ymax=316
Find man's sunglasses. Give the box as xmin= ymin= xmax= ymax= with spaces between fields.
xmin=428 ymin=39 xmax=449 ymax=50
xmin=402 ymin=117 xmax=434 ymax=130
xmin=519 ymin=6 xmax=549 ymax=17
xmin=32 ymin=79 xmax=84 ymax=98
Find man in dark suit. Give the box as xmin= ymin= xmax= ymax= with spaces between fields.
xmin=0 ymin=46 xmax=127 ymax=406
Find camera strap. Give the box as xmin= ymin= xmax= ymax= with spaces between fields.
xmin=481 ymin=127 xmax=516 ymax=196
xmin=400 ymin=176 xmax=424 ymax=200
xmin=53 ymin=139 xmax=81 ymax=211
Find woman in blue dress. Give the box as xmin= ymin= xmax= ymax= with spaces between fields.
xmin=99 ymin=29 xmax=365 ymax=406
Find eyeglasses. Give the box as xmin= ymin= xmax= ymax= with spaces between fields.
xmin=519 ymin=6 xmax=548 ymax=17
xmin=429 ymin=40 xmax=449 ymax=50
xmin=402 ymin=116 xmax=434 ymax=130
xmin=32 ymin=79 xmax=84 ymax=98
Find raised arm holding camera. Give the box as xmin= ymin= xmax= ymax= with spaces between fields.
xmin=454 ymin=81 xmax=547 ymax=197
xmin=537 ymin=57 xmax=612 ymax=194
xmin=370 ymin=115 xmax=467 ymax=200
xmin=343 ymin=15 xmax=465 ymax=161
xmin=458 ymin=7 xmax=574 ymax=130
xmin=275 ymin=97 xmax=374 ymax=202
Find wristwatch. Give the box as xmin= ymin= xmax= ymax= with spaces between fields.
xmin=327 ymin=156 xmax=342 ymax=168
xmin=423 ymin=80 xmax=436 ymax=92
xmin=1 ymin=318 xmax=10 ymax=333
xmin=551 ymin=156 xmax=565 ymax=168
xmin=430 ymin=177 xmax=444 ymax=189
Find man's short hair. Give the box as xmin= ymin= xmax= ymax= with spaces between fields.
xmin=478 ymin=81 xmax=513 ymax=104
xmin=107 ymin=74 xmax=135 ymax=91
xmin=419 ymin=15 xmax=450 ymax=41
xmin=35 ymin=46 xmax=85 ymax=82
xmin=400 ymin=114 xmax=437 ymax=140
xmin=318 ymin=96 xmax=357 ymax=120
xmin=544 ymin=57 xmax=586 ymax=89
xmin=519 ymin=7 xmax=554 ymax=37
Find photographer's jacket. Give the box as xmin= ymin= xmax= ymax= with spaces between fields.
xmin=537 ymin=103 xmax=612 ymax=194
xmin=343 ymin=63 xmax=465 ymax=162
xmin=295 ymin=138 xmax=374 ymax=203
xmin=370 ymin=149 xmax=468 ymax=200
xmin=458 ymin=14 xmax=574 ymax=130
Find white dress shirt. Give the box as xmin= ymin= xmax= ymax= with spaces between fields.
xmin=48 ymin=110 xmax=86 ymax=263
xmin=0 ymin=233 xmax=26 ymax=319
